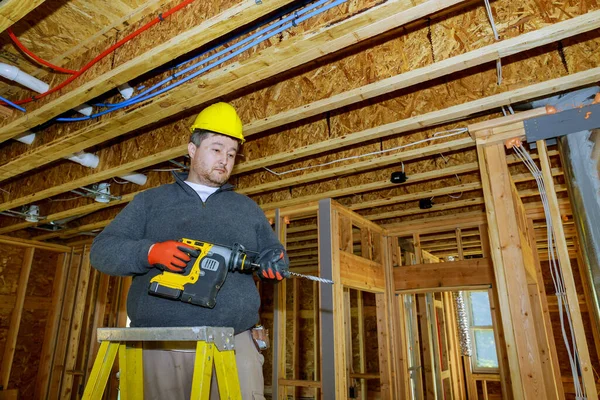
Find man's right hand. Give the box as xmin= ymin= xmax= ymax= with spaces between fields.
xmin=147 ymin=241 xmax=199 ymax=272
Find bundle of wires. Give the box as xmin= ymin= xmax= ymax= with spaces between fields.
xmin=55 ymin=0 xmax=348 ymax=122
xmin=513 ymin=143 xmax=586 ymax=399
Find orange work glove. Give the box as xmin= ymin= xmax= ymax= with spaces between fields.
xmin=256 ymin=247 xmax=289 ymax=281
xmin=148 ymin=240 xmax=199 ymax=273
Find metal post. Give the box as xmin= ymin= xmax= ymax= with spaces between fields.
xmin=318 ymin=199 xmax=335 ymax=399
xmin=559 ymin=131 xmax=600 ymax=344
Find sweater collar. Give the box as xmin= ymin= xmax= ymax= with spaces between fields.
xmin=172 ymin=171 xmax=235 ymax=193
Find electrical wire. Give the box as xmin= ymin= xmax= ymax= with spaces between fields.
xmin=0 ymin=96 xmax=25 ymax=112
xmin=150 ymin=168 xmax=185 ymax=172
xmin=48 ymin=195 xmax=85 ymax=202
xmin=7 ymin=28 xmax=77 ymax=74
xmin=483 ymin=0 xmax=502 ymax=85
xmin=264 ymin=127 xmax=469 ymax=177
xmin=56 ymin=0 xmax=347 ymax=122
xmin=513 ymin=143 xmax=585 ymax=398
xmin=112 ymin=177 xmax=130 ymax=184
xmin=95 ymin=0 xmax=320 ymax=110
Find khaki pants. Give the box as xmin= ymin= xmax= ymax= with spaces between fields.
xmin=142 ymin=330 xmax=265 ymax=399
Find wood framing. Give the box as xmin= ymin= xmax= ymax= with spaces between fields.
xmin=0 ymin=0 xmax=465 ymax=184
xmin=394 ymin=258 xmax=493 ymax=292
xmin=0 ymin=0 xmax=299 ymax=143
xmin=241 ymin=10 xmax=600 ymax=139
xmin=0 ymin=247 xmax=35 ymax=390
xmin=472 ymin=106 xmax=599 ymax=399
xmin=477 ymin=142 xmax=549 ymax=398
xmin=537 ymin=140 xmax=597 ymax=397
xmin=318 ymin=199 xmax=395 ymax=399
xmin=34 ymin=251 xmax=71 ymax=400
xmin=0 ymin=0 xmax=46 ymax=33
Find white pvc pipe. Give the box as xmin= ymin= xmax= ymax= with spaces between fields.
xmin=118 ymin=83 xmax=134 ymax=100
xmin=15 ymin=131 xmax=36 ymax=145
xmin=118 ymin=173 xmax=147 ymax=186
xmin=73 ymin=103 xmax=93 ymax=116
xmin=66 ymin=152 xmax=99 ymax=168
xmin=0 ymin=63 xmax=49 ymax=93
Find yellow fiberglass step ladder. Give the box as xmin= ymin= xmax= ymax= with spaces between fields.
xmin=82 ymin=326 xmax=241 ymax=400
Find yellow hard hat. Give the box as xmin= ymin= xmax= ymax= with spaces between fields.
xmin=189 ymin=102 xmax=245 ymax=144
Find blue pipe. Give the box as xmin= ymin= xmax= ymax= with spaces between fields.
xmin=57 ymin=0 xmax=347 ymax=122
xmin=97 ymin=0 xmax=332 ymax=110
xmin=93 ymin=0 xmax=315 ymax=108
xmin=0 ymin=96 xmax=25 ymax=112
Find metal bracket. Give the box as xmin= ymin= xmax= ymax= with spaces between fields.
xmin=525 ymin=102 xmax=600 ymax=142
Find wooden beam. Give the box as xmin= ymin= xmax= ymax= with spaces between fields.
xmin=0 ymin=0 xmax=45 ymax=33
xmin=537 ymin=140 xmax=597 ymax=398
xmin=394 ymin=258 xmax=493 ymax=291
xmin=478 ymin=142 xmax=548 ymax=399
xmin=0 ymin=235 xmax=70 ymax=252
xmin=59 ymin=247 xmax=92 ymax=399
xmin=0 ymin=0 xmax=462 ymax=184
xmin=0 ymin=295 xmax=52 ymax=310
xmin=468 ymin=108 xmax=549 ymax=143
xmin=0 ymin=0 xmax=298 ymax=144
xmin=243 ymin=138 xmax=473 ymax=196
xmin=242 ymin=10 xmax=600 ymax=139
xmin=265 ymin=162 xmax=479 ymax=212
xmin=34 ymin=252 xmax=70 ymax=400
xmin=0 ymin=247 xmax=34 ymax=389
xmin=4 ymin=59 xmax=588 ymax=213
xmin=340 ymin=251 xmax=385 ymax=292
xmin=526 ymin=218 xmax=564 ymax=400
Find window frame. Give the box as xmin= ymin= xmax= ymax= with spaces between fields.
xmin=464 ymin=290 xmax=500 ymax=373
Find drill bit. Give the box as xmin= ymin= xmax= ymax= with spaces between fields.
xmin=288 ymin=271 xmax=334 ymax=284
xmin=248 ymin=261 xmax=334 ymax=284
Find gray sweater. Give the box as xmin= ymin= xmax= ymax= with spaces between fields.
xmin=90 ymin=172 xmax=282 ymax=333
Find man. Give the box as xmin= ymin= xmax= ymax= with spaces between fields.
xmin=90 ymin=102 xmax=289 ymax=399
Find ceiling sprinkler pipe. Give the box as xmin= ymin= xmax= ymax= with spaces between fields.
xmin=15 ymin=131 xmax=36 ymax=145
xmin=66 ymin=152 xmax=99 ymax=168
xmin=118 ymin=173 xmax=147 ymax=186
xmin=0 ymin=62 xmax=49 ymax=93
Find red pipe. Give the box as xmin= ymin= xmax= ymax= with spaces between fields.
xmin=7 ymin=28 xmax=77 ymax=74
xmin=4 ymin=0 xmax=196 ymax=106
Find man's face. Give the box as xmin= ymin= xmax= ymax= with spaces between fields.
xmin=187 ymin=133 xmax=239 ymax=187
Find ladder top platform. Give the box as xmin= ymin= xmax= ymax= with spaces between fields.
xmin=96 ymin=326 xmax=235 ymax=351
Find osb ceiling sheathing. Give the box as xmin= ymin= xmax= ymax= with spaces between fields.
xmin=0 ymin=0 xmax=598 ymax=256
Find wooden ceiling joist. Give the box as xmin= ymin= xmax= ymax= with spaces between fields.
xmin=0 ymin=0 xmax=462 ymax=183
xmin=21 ymin=169 xmax=558 ymax=241
xmin=0 ymin=143 xmax=557 ymax=237
xmin=0 ymin=147 xmax=561 ymax=239
xmin=0 ymin=64 xmax=579 ymax=218
xmin=2 ymin=7 xmax=597 ymax=188
xmin=242 ymin=10 xmax=600 ymax=138
xmin=0 ymin=0 xmax=298 ymax=143
xmin=0 ymin=51 xmax=586 ymax=214
xmin=0 ymin=0 xmax=46 ymax=33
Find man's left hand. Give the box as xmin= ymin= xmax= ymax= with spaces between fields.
xmin=256 ymin=247 xmax=289 ymax=281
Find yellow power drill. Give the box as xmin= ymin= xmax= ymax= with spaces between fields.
xmin=148 ymin=238 xmax=260 ymax=308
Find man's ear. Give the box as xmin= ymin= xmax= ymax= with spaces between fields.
xmin=187 ymin=142 xmax=197 ymax=158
